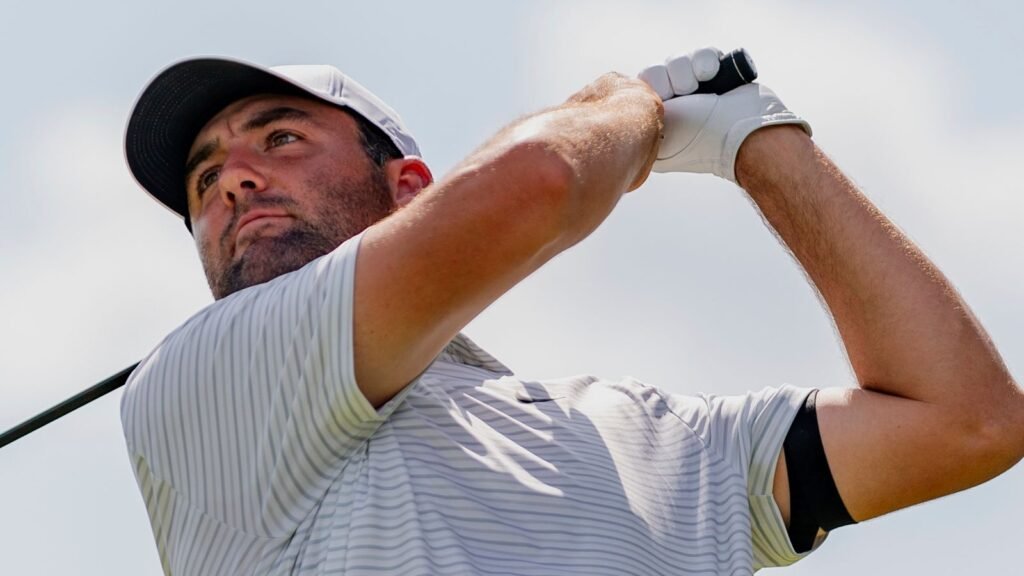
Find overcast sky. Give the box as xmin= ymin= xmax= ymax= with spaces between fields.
xmin=1 ymin=1 xmax=1021 ymax=574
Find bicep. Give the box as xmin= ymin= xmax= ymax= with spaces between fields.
xmin=776 ymin=386 xmax=1004 ymax=528
xmin=353 ymin=143 xmax=574 ymax=407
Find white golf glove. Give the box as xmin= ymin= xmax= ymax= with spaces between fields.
xmin=638 ymin=47 xmax=811 ymax=183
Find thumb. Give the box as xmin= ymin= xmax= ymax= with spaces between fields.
xmin=653 ymin=94 xmax=718 ymax=172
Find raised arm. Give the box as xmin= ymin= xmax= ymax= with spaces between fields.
xmin=354 ymin=74 xmax=663 ymax=407
xmin=736 ymin=125 xmax=1024 ymax=524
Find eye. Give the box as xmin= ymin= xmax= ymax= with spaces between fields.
xmin=196 ymin=167 xmax=220 ymax=195
xmin=268 ymin=131 xmax=300 ymax=148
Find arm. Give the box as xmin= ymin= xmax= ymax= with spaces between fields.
xmin=353 ymin=74 xmax=663 ymax=407
xmin=121 ymin=74 xmax=660 ymax=548
xmin=736 ymin=125 xmax=1024 ymax=524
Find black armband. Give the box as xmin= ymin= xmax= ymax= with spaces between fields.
xmin=782 ymin=389 xmax=856 ymax=553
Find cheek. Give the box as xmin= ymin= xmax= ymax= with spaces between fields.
xmin=192 ymin=224 xmax=213 ymax=260
xmin=187 ymin=190 xmax=208 ymax=221
xmin=193 ymin=202 xmax=233 ymax=241
xmin=192 ymin=219 xmax=226 ymax=264
xmin=191 ymin=212 xmax=212 ymax=243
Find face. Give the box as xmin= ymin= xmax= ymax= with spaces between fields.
xmin=185 ymin=94 xmax=396 ymax=299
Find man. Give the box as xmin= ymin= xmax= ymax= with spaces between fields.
xmin=121 ymin=49 xmax=1024 ymax=575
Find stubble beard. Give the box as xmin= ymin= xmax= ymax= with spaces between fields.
xmin=201 ymin=165 xmax=395 ymax=300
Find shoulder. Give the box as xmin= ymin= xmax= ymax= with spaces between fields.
xmin=120 ymin=233 xmax=366 ymax=427
xmin=657 ymin=384 xmax=812 ymax=452
xmin=171 ymin=231 xmax=364 ymax=347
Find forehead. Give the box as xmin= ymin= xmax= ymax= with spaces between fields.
xmin=189 ymin=93 xmax=357 ymax=153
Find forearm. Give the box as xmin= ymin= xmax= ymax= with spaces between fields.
xmin=476 ymin=73 xmax=663 ymax=249
xmin=353 ymin=74 xmax=662 ymax=404
xmin=736 ymin=126 xmax=1020 ymax=426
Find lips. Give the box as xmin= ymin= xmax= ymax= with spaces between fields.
xmin=234 ymin=210 xmax=292 ymax=245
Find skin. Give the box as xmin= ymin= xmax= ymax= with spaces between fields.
xmin=186 ymin=94 xmax=431 ymax=299
xmin=351 ymin=73 xmax=662 ymax=407
xmin=184 ymin=74 xmax=1024 ymax=541
xmin=737 ymin=126 xmax=1024 ymax=527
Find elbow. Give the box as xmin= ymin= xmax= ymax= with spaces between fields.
xmin=508 ymin=139 xmax=578 ymax=202
xmin=967 ymin=379 xmax=1024 ymax=475
xmin=490 ymin=139 xmax=580 ymax=250
xmin=500 ymin=136 xmax=629 ymax=252
xmin=996 ymin=383 xmax=1024 ymax=461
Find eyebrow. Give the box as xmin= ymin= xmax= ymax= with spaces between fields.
xmin=184 ymin=140 xmax=219 ymax=187
xmin=183 ymin=106 xmax=315 ymax=187
xmin=241 ymin=106 xmax=312 ymax=132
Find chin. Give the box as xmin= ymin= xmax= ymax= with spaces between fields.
xmin=213 ymin=229 xmax=340 ymax=299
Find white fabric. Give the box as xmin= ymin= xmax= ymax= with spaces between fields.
xmin=269 ymin=63 xmax=420 ymax=158
xmin=639 ymin=48 xmax=812 ymax=183
xmin=121 ymin=232 xmax=820 ymax=575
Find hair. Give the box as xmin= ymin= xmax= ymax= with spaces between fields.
xmin=349 ymin=110 xmax=404 ymax=168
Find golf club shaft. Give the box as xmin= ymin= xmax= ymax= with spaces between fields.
xmin=1 ymin=50 xmax=759 ymax=452
xmin=0 ymin=362 xmax=139 ymax=449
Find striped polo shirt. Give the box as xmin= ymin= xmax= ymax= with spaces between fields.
xmin=121 ymin=232 xmax=819 ymax=575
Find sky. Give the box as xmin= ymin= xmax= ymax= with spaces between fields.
xmin=1 ymin=0 xmax=1021 ymax=574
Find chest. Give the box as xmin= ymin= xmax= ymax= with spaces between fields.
xmin=287 ymin=376 xmax=756 ymax=575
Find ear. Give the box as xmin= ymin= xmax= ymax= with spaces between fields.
xmin=386 ymin=157 xmax=433 ymax=208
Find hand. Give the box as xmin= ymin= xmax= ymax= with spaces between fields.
xmin=638 ymin=47 xmax=811 ymax=183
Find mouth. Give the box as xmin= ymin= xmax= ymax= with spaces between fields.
xmin=234 ymin=210 xmax=293 ymax=248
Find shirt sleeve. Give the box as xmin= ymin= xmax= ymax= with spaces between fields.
xmin=670 ymin=384 xmax=820 ymax=569
xmin=120 ymin=231 xmax=402 ymax=539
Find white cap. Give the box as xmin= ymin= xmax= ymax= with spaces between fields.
xmin=125 ymin=56 xmax=419 ymax=227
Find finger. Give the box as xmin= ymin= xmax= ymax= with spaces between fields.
xmin=638 ymin=63 xmax=674 ymax=101
xmin=665 ymin=54 xmax=698 ymax=96
xmin=691 ymin=47 xmax=722 ymax=82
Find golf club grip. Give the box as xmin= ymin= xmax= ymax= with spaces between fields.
xmin=694 ymin=48 xmax=758 ymax=95
xmin=0 ymin=362 xmax=139 ymax=449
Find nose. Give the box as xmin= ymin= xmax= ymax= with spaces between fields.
xmin=217 ymin=149 xmax=268 ymax=208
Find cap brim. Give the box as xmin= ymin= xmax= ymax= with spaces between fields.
xmin=124 ymin=57 xmax=312 ymax=221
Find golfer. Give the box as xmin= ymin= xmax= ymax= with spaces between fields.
xmin=120 ymin=47 xmax=1024 ymax=575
